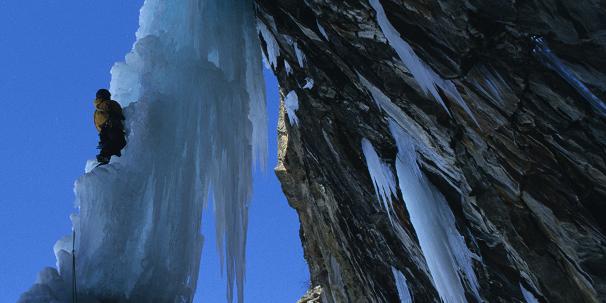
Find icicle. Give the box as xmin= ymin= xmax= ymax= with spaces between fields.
xmin=357 ymin=73 xmax=455 ymax=181
xmin=294 ymin=42 xmax=307 ymax=68
xmin=257 ymin=20 xmax=280 ymax=70
xmin=244 ymin=12 xmax=268 ymax=170
xmin=285 ymin=61 xmax=293 ymax=75
xmin=361 ymin=138 xmax=397 ymax=222
xmin=391 ymin=267 xmax=413 ymax=303
xmin=355 ymin=76 xmax=479 ymax=300
xmin=520 ymin=283 xmax=540 ymax=303
xmin=368 ymin=0 xmax=478 ymax=125
xmin=317 ymin=20 xmax=329 ymax=40
xmin=468 ymin=65 xmax=510 ymax=105
xmin=390 ymin=121 xmax=481 ymax=303
xmin=285 ymin=91 xmax=300 ymax=126
xmin=532 ymin=36 xmax=606 ymax=116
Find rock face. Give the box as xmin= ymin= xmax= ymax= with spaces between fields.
xmin=255 ymin=0 xmax=606 ymax=302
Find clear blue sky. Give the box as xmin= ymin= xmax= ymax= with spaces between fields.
xmin=0 ymin=2 xmax=308 ymax=302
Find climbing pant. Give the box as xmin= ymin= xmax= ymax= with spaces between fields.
xmin=97 ymin=124 xmax=126 ymax=161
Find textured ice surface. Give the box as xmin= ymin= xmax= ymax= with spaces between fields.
xmin=520 ymin=283 xmax=540 ymax=303
xmin=391 ymin=267 xmax=413 ymax=303
xmin=303 ymin=77 xmax=315 ymax=90
xmin=285 ymin=61 xmax=293 ymax=75
xmin=359 ymin=69 xmax=482 ymax=303
xmin=358 ymin=73 xmax=454 ymax=176
xmin=532 ymin=36 xmax=606 ymax=116
xmin=361 ymin=138 xmax=397 ymax=222
xmin=469 ymin=65 xmax=510 ymax=105
xmin=390 ymin=122 xmax=481 ymax=303
xmin=285 ymin=90 xmax=300 ymax=126
xmin=20 ymin=1 xmax=265 ymax=303
xmin=369 ymin=0 xmax=478 ymax=125
xmin=257 ymin=20 xmax=280 ymax=70
xmin=317 ymin=20 xmax=329 ymax=40
xmin=294 ymin=42 xmax=306 ymax=68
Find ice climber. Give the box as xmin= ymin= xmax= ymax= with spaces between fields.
xmin=94 ymin=89 xmax=126 ymax=165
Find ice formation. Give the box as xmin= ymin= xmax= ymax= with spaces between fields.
xmin=520 ymin=283 xmax=540 ymax=303
xmin=361 ymin=138 xmax=397 ymax=222
xmin=369 ymin=0 xmax=478 ymax=125
xmin=317 ymin=20 xmax=329 ymax=41
xmin=468 ymin=65 xmax=510 ymax=105
xmin=359 ymin=72 xmax=482 ymax=301
xmin=358 ymin=71 xmax=482 ymax=303
xmin=390 ymin=121 xmax=481 ymax=303
xmin=294 ymin=42 xmax=306 ymax=68
xmin=285 ymin=61 xmax=293 ymax=75
xmin=257 ymin=20 xmax=280 ymax=70
xmin=285 ymin=90 xmax=300 ymax=126
xmin=358 ymin=73 xmax=449 ymax=169
xmin=303 ymin=77 xmax=315 ymax=90
xmin=19 ymin=1 xmax=266 ymax=303
xmin=391 ymin=267 xmax=413 ymax=303
xmin=532 ymin=36 xmax=606 ymax=116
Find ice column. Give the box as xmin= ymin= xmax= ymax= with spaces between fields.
xmin=19 ymin=1 xmax=265 ymax=303
xmin=391 ymin=267 xmax=413 ymax=303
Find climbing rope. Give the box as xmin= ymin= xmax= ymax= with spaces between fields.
xmin=72 ymin=229 xmax=78 ymax=303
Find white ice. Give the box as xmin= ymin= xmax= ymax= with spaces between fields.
xmin=294 ymin=42 xmax=306 ymax=68
xmin=391 ymin=267 xmax=413 ymax=303
xmin=390 ymin=121 xmax=481 ymax=303
xmin=361 ymin=138 xmax=397 ymax=223
xmin=303 ymin=77 xmax=315 ymax=90
xmin=19 ymin=1 xmax=265 ymax=303
xmin=285 ymin=60 xmax=293 ymax=75
xmin=369 ymin=0 xmax=478 ymax=125
xmin=317 ymin=20 xmax=329 ymax=41
xmin=285 ymin=90 xmax=300 ymax=126
xmin=257 ymin=19 xmax=280 ymax=70
xmin=469 ymin=65 xmax=510 ymax=105
xmin=520 ymin=283 xmax=540 ymax=303
xmin=532 ymin=36 xmax=606 ymax=116
xmin=357 ymin=73 xmax=457 ymax=192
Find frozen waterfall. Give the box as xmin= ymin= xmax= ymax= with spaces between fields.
xmin=18 ymin=1 xmax=266 ymax=303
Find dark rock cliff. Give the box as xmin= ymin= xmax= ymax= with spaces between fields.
xmin=254 ymin=0 xmax=606 ymax=302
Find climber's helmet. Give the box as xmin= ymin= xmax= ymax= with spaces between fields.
xmin=96 ymin=89 xmax=111 ymax=100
